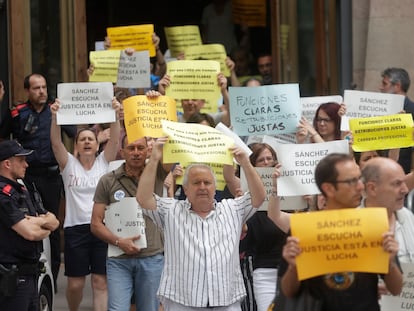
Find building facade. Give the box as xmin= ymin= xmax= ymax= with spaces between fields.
xmin=1 ymin=0 xmax=414 ymax=108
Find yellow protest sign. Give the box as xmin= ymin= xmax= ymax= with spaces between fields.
xmin=166 ymin=60 xmax=221 ymax=114
xmin=89 ymin=50 xmax=121 ymax=83
xmin=161 ymin=120 xmax=234 ymax=165
xmin=164 ymin=25 xmax=202 ymax=57
xmin=350 ymin=114 xmax=414 ymax=152
xmin=123 ymin=95 xmax=177 ymax=142
xmin=107 ymin=24 xmax=155 ymax=57
xmin=184 ymin=44 xmax=230 ymax=77
xmin=232 ymin=0 xmax=267 ymax=27
xmin=176 ymin=162 xmax=227 ymax=191
xmin=290 ymin=207 xmax=389 ymax=280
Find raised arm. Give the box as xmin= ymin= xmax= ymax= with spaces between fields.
xmin=218 ymin=72 xmax=231 ymax=127
xmin=230 ymin=146 xmax=266 ymax=208
xmin=382 ymin=231 xmax=403 ymax=295
xmin=103 ymin=97 xmax=121 ymax=162
xmin=226 ymin=57 xmax=241 ymax=87
xmin=267 ymin=164 xmax=291 ymax=233
xmin=223 ymin=163 xmax=242 ymax=197
xmin=296 ymin=117 xmax=324 ymax=144
xmin=157 ymin=74 xmax=170 ymax=95
xmin=50 ymin=100 xmax=69 ymax=170
xmin=136 ymin=136 xmax=168 ymax=210
xmin=152 ymin=32 xmax=167 ymax=78
xmin=280 ymin=236 xmax=302 ymax=297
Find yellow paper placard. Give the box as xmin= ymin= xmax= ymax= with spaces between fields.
xmin=184 ymin=44 xmax=230 ymax=77
xmin=123 ymin=95 xmax=177 ymax=142
xmin=161 ymin=120 xmax=234 ymax=165
xmin=107 ymin=24 xmax=155 ymax=57
xmin=164 ymin=25 xmax=202 ymax=57
xmin=290 ymin=207 xmax=389 ymax=280
xmin=350 ymin=114 xmax=414 ymax=152
xmin=166 ymin=60 xmax=221 ymax=114
xmin=89 ymin=50 xmax=121 ymax=83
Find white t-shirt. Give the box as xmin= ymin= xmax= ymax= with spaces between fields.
xmin=62 ymin=152 xmax=108 ymax=228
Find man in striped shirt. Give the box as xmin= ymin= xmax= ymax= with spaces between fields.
xmin=136 ymin=136 xmax=266 ymax=310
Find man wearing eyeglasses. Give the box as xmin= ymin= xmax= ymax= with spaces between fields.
xmin=278 ymin=153 xmax=403 ymax=311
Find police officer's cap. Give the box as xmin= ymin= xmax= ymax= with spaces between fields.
xmin=0 ymin=140 xmax=33 ymax=161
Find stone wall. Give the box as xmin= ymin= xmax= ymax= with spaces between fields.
xmin=353 ymin=0 xmax=414 ymax=99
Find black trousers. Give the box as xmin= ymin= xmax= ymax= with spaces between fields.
xmin=0 ymin=274 xmax=39 ymax=311
xmin=25 ymin=170 xmax=62 ymax=287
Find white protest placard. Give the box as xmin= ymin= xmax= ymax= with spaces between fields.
xmin=261 ymin=135 xmax=293 ymax=153
xmin=272 ymin=134 xmax=297 ymax=144
xmin=251 ymin=134 xmax=296 ymax=147
xmin=57 ymin=82 xmax=115 ymax=125
xmin=341 ymin=90 xmax=405 ymax=131
xmin=229 ymin=84 xmax=301 ymax=136
xmin=105 ymin=197 xmax=147 ymax=258
xmin=240 ymin=167 xmax=308 ymax=211
xmin=107 ymin=160 xmax=125 ymax=172
xmin=116 ymin=50 xmax=151 ymax=88
xmin=274 ymin=140 xmax=350 ymax=196
xmin=95 ymin=41 xmax=105 ymax=51
xmin=380 ymin=262 xmax=414 ymax=310
xmin=246 ymin=135 xmax=264 ymax=145
xmin=215 ymin=122 xmax=252 ymax=157
xmin=301 ymin=95 xmax=343 ymax=122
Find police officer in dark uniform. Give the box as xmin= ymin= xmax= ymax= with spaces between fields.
xmin=0 ymin=73 xmax=76 ymax=290
xmin=0 ymin=139 xmax=59 ymax=311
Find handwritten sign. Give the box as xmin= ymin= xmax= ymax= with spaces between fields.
xmin=164 ymin=25 xmax=202 ymax=57
xmin=116 ymin=50 xmax=150 ymax=88
xmin=229 ymin=84 xmax=301 ymax=136
xmin=106 ymin=24 xmax=155 ymax=56
xmin=89 ymin=50 xmax=121 ymax=83
xmin=273 ymin=140 xmax=350 ymax=196
xmin=184 ymin=44 xmax=230 ymax=77
xmin=57 ymin=82 xmax=115 ymax=125
xmin=341 ymin=90 xmax=405 ymax=131
xmin=291 ymin=207 xmax=389 ymax=280
xmin=350 ymin=114 xmax=414 ymax=152
xmin=232 ymin=0 xmax=267 ymax=27
xmin=105 ymin=197 xmax=147 ymax=257
xmin=301 ymin=95 xmax=343 ymax=122
xmin=123 ymin=95 xmax=177 ymax=142
xmin=161 ymin=120 xmax=234 ymax=165
xmin=166 ymin=60 xmax=221 ymax=114
xmin=240 ymin=167 xmax=307 ymax=211
xmin=381 ymin=263 xmax=414 ymax=310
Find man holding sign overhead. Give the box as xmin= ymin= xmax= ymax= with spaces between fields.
xmin=136 ymin=137 xmax=266 ymax=310
xmin=279 ymin=153 xmax=402 ymax=311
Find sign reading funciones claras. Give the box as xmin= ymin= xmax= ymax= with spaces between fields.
xmin=229 ymin=84 xmax=301 ymax=136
